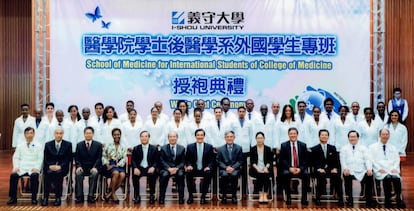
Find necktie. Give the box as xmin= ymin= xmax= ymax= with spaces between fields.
xmin=85 ymin=120 xmax=88 ymax=127
xmin=86 ymin=142 xmax=90 ymax=151
xmin=383 ymin=145 xmax=386 ymax=156
xmin=58 ymin=122 xmax=62 ymax=126
xmin=292 ymin=144 xmax=298 ymax=168
xmin=56 ymin=143 xmax=60 ymax=152
xmin=301 ymin=115 xmax=304 ymax=123
xmin=354 ymin=115 xmax=357 ymax=121
xmin=98 ymin=117 xmax=101 ymax=122
xmin=240 ymin=119 xmax=244 ymax=127
xmin=248 ymin=112 xmax=251 ymax=120
xmin=352 ymin=145 xmax=355 ymax=151
xmin=217 ymin=120 xmax=220 ymax=130
xmin=327 ymin=112 xmax=331 ymax=120
xmin=197 ymin=144 xmax=203 ymax=170
xmin=228 ymin=145 xmax=232 ymax=160
xmin=141 ymin=146 xmax=148 ymax=168
xmin=27 ymin=142 xmax=30 ymax=148
xmin=263 ymin=116 xmax=266 ymax=124
xmin=171 ymin=146 xmax=176 ymax=160
xmin=322 ymin=144 xmax=327 ymax=158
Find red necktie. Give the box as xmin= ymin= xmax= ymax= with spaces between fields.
xmin=292 ymin=144 xmax=298 ymax=168
xmin=86 ymin=142 xmax=90 ymax=151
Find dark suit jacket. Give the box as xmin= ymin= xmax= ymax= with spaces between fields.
xmin=75 ymin=140 xmax=102 ymax=171
xmin=250 ymin=145 xmax=274 ymax=171
xmin=131 ymin=144 xmax=159 ymax=169
xmin=310 ymin=144 xmax=340 ymax=173
xmin=216 ymin=143 xmax=243 ymax=170
xmin=279 ymin=140 xmax=308 ymax=175
xmin=185 ymin=142 xmax=215 ymax=170
xmin=159 ymin=144 xmax=185 ymax=170
xmin=43 ymin=139 xmax=72 ymax=175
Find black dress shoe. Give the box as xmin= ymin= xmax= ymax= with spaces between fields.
xmin=301 ymin=200 xmax=309 ymax=206
xmin=87 ymin=196 xmax=96 ymax=203
xmin=231 ymin=196 xmax=237 ymax=204
xmin=134 ymin=196 xmax=141 ymax=204
xmin=286 ymin=199 xmax=291 ymax=205
xmin=187 ymin=197 xmax=194 ymax=204
xmin=178 ymin=198 xmax=185 ymax=204
xmin=338 ymin=199 xmax=344 ymax=207
xmin=200 ymin=197 xmax=206 ymax=204
xmin=221 ymin=196 xmax=227 ymax=204
xmin=7 ymin=198 xmax=17 ymax=205
xmin=346 ymin=200 xmax=353 ymax=206
xmin=41 ymin=198 xmax=48 ymax=206
xmin=397 ymin=201 xmax=406 ymax=209
xmin=75 ymin=197 xmax=84 ymax=204
xmin=149 ymin=195 xmax=155 ymax=204
xmin=315 ymin=199 xmax=321 ymax=206
xmin=31 ymin=199 xmax=38 ymax=205
xmin=53 ymin=198 xmax=61 ymax=206
xmin=159 ymin=197 xmax=165 ymax=204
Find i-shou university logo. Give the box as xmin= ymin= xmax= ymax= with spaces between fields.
xmin=171 ymin=11 xmax=245 ymax=31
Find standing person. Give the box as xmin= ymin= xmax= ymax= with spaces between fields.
xmin=185 ymin=129 xmax=215 ymax=204
xmin=143 ymin=107 xmax=167 ymax=148
xmin=188 ymin=108 xmax=209 ymax=138
xmin=252 ymin=104 xmax=273 ymax=147
xmin=34 ymin=108 xmax=43 ymax=129
xmin=369 ymin=128 xmax=405 ymax=208
xmin=194 ymin=99 xmax=214 ymax=122
xmin=386 ymin=110 xmax=408 ymax=156
xmin=279 ymin=127 xmax=309 ymax=206
xmin=375 ymin=101 xmax=388 ymax=127
xmin=36 ymin=102 xmax=57 ymax=145
xmin=75 ymin=107 xmax=98 ymax=152
xmin=158 ymin=131 xmax=186 ymax=204
xmin=220 ymin=97 xmax=237 ymax=122
xmin=150 ymin=101 xmax=169 ymax=123
xmin=46 ymin=110 xmax=70 ymax=145
xmin=295 ymin=101 xmax=312 ymax=139
xmin=216 ymin=131 xmax=243 ymax=204
xmin=177 ymin=100 xmax=191 ymax=123
xmin=122 ymin=108 xmax=143 ymax=150
xmin=119 ymin=100 xmax=138 ymax=123
xmin=102 ymin=128 xmax=127 ymax=203
xmin=387 ymin=87 xmax=408 ymax=123
xmin=311 ymin=129 xmax=344 ymax=206
xmin=41 ymin=128 xmax=72 ymax=206
xmin=166 ymin=109 xmax=191 ymax=147
xmin=90 ymin=102 xmax=104 ymax=141
xmin=249 ymin=132 xmax=273 ymax=203
xmin=7 ymin=127 xmax=43 ymax=205
xmin=74 ymin=127 xmax=102 ymax=203
xmin=101 ymin=106 xmax=123 ymax=146
xmin=12 ymin=103 xmax=36 ymax=148
xmin=65 ymin=105 xmax=81 ymax=146
xmin=320 ymin=98 xmax=339 ymax=123
xmin=334 ymin=105 xmax=353 ymax=152
xmin=357 ymin=107 xmax=380 ymax=146
xmin=131 ymin=131 xmax=159 ymax=204
xmin=340 ymin=130 xmax=375 ymax=207
xmin=304 ymin=107 xmax=329 ymax=148
xmin=269 ymin=101 xmax=281 ymax=123
xmin=245 ymin=99 xmax=260 ymax=121
xmin=347 ymin=102 xmax=364 ymax=126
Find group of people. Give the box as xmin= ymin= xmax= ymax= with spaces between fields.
xmin=8 ymin=88 xmax=408 ymax=208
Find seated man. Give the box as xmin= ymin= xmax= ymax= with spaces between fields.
xmin=158 ymin=131 xmax=186 ymax=204
xmin=131 ymin=131 xmax=158 ymax=204
xmin=216 ymin=130 xmax=243 ymax=204
xmin=311 ymin=129 xmax=344 ymax=206
xmin=279 ymin=127 xmax=310 ymax=205
xmin=185 ymin=129 xmax=215 ymax=204
xmin=340 ymin=130 xmax=376 ymax=207
xmin=74 ymin=126 xmax=102 ymax=203
xmin=41 ymin=128 xmax=72 ymax=206
xmin=7 ymin=127 xmax=43 ymax=205
xmin=369 ymin=128 xmax=406 ymax=208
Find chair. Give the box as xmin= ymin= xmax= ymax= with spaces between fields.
xmin=191 ymin=176 xmax=212 ymax=201
xmin=101 ymin=163 xmax=129 ymax=201
xmin=19 ymin=173 xmax=43 ymax=201
xmin=374 ymin=177 xmax=404 ymax=205
xmin=283 ymin=177 xmax=307 ymax=202
xmin=217 ymin=171 xmax=243 ymax=201
xmin=247 ymin=164 xmax=274 ymax=201
xmin=311 ymin=177 xmax=338 ymax=202
xmin=41 ymin=165 xmax=72 ymax=200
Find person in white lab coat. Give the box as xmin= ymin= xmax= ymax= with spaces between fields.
xmin=187 ymin=108 xmax=210 ymax=144
xmin=122 ymin=109 xmax=143 ymax=150
xmin=101 ymin=106 xmax=123 ymax=146
xmin=357 ymin=107 xmax=380 ymax=146
xmin=375 ymin=102 xmax=388 ymax=127
xmin=295 ymin=101 xmax=312 ymax=140
xmin=148 ymin=101 xmax=169 ymax=123
xmin=143 ymin=107 xmax=167 ymax=148
xmin=64 ymin=105 xmax=81 ymax=149
xmin=119 ymin=100 xmax=137 ymax=123
xmin=36 ymin=102 xmax=57 ymax=146
xmin=75 ymin=108 xmax=99 ymax=153
xmin=46 ymin=110 xmax=71 ymax=146
xmin=333 ymin=105 xmax=353 ymax=151
xmin=252 ymin=104 xmax=273 ymax=147
xmin=304 ymin=107 xmax=329 ymax=148
xmin=369 ymin=128 xmax=405 ymax=208
xmin=340 ymin=130 xmax=376 ymax=207
xmin=385 ymin=110 xmax=408 ymax=157
xmin=245 ymin=99 xmax=260 ymax=122
xmin=7 ymin=127 xmax=43 ymax=205
xmin=12 ymin=103 xmax=36 ymax=148
xmin=347 ymin=102 xmax=364 ymax=126
xmin=177 ymin=100 xmax=191 ymax=123
xmin=206 ymin=106 xmax=228 ymax=149
xmin=166 ymin=109 xmax=192 ymax=147
xmin=220 ymin=97 xmax=237 ymax=123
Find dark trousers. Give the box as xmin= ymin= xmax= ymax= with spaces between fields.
xmin=219 ymin=169 xmax=240 ymax=196
xmin=43 ymin=171 xmax=65 ymax=198
xmin=314 ymin=171 xmax=343 ymax=199
xmin=383 ymin=175 xmax=402 ymax=204
xmin=159 ymin=169 xmax=185 ymax=199
xmin=75 ymin=170 xmax=98 ymax=198
xmin=241 ymin=152 xmax=249 ymax=195
xmin=283 ymin=172 xmax=309 ymax=202
xmin=343 ymin=173 xmax=373 ymax=202
xmin=132 ymin=167 xmax=157 ymax=196
xmin=186 ymin=169 xmax=212 ymax=197
xmin=249 ymin=169 xmax=271 ymax=192
xmin=9 ymin=173 xmax=39 ymax=200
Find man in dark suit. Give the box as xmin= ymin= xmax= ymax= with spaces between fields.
xmin=185 ymin=129 xmax=215 ymax=204
xmin=131 ymin=131 xmax=158 ymax=204
xmin=158 ymin=131 xmax=186 ymax=204
xmin=216 ymin=130 xmax=243 ymax=204
xmin=41 ymin=128 xmax=72 ymax=206
xmin=310 ymin=129 xmax=344 ymax=206
xmin=279 ymin=127 xmax=309 ymax=205
xmin=74 ymin=126 xmax=102 ymax=203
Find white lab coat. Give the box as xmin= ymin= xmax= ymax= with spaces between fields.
xmin=295 ymin=113 xmax=312 ymax=140
xmin=340 ymin=143 xmax=372 ymax=181
xmin=385 ymin=123 xmax=408 ymax=156
xmin=100 ymin=118 xmax=123 ymax=145
xmin=122 ymin=120 xmax=143 ymax=149
xmin=12 ymin=115 xmax=36 ymax=148
xmin=166 ymin=120 xmax=192 ymax=147
xmin=142 ymin=118 xmax=167 ymax=147
xmin=13 ymin=141 xmax=43 ymax=176
xmin=273 ymin=120 xmax=298 ymax=149
xmin=187 ymin=120 xmax=210 ymax=144
xmin=227 ymin=118 xmax=253 ymax=153
xmin=46 ymin=120 xmax=72 ymax=145
xmin=304 ymin=118 xmax=329 ymax=148
xmin=205 ymin=117 xmax=229 ymax=148
xmin=369 ymin=142 xmax=400 ymax=180
xmin=252 ymin=114 xmax=274 ymax=148
xmin=333 ymin=118 xmax=354 ymax=151
xmin=357 ymin=120 xmax=380 ymax=146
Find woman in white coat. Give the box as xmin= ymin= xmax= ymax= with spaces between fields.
xmin=386 ymin=110 xmax=408 ymax=156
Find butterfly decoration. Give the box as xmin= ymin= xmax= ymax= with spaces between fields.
xmin=85 ymin=6 xmax=102 ymax=22
xmin=101 ymin=20 xmax=111 ymax=29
